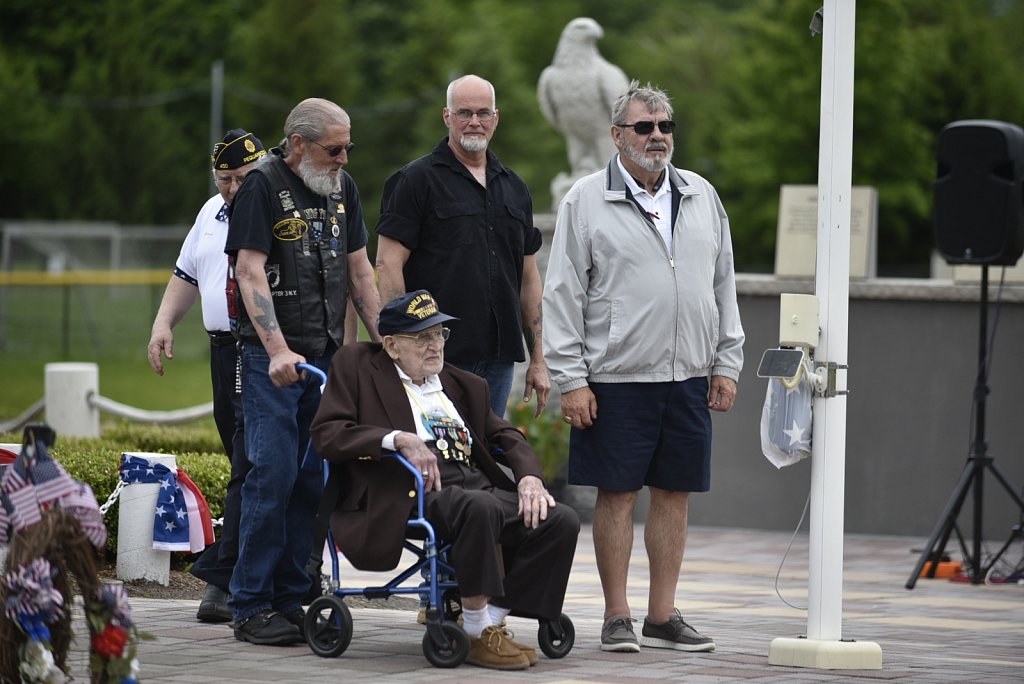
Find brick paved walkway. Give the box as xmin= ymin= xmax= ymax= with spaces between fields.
xmin=63 ymin=525 xmax=1023 ymax=682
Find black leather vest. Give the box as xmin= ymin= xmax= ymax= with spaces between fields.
xmin=234 ymin=155 xmax=348 ymax=357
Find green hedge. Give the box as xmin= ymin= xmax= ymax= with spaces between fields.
xmin=505 ymin=402 xmax=569 ymax=484
xmin=2 ymin=422 xmax=230 ymax=560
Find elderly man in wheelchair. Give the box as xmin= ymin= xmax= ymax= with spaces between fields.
xmin=309 ymin=290 xmax=580 ymax=671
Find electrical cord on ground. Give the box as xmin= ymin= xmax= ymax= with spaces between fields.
xmin=774 ymin=491 xmax=811 ymax=611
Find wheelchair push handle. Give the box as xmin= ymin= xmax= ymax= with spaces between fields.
xmin=295 ymin=362 xmax=327 ymax=387
xmin=297 ymin=362 xmax=328 ymax=474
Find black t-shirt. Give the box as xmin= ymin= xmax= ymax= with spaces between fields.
xmin=376 ymin=138 xmax=542 ymax=363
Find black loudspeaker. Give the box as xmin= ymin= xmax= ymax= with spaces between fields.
xmin=934 ymin=119 xmax=1024 ymax=265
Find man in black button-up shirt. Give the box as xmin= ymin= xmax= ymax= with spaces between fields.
xmin=376 ymin=74 xmax=549 ymax=418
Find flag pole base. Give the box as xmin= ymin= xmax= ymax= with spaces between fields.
xmin=769 ymin=637 xmax=882 ymax=670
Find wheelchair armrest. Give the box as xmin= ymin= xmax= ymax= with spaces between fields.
xmin=381 ymin=449 xmax=417 ymax=475
xmin=381 ymin=450 xmax=429 ymax=516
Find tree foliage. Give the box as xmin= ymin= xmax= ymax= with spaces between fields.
xmin=1 ymin=0 xmax=1022 ymax=274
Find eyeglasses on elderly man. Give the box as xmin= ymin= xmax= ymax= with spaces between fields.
xmin=390 ymin=327 xmax=451 ymax=347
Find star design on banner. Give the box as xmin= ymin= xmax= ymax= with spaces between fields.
xmin=783 ymin=420 xmax=809 ymax=447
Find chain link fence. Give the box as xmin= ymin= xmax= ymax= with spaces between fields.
xmin=0 ymin=221 xmax=209 ymax=359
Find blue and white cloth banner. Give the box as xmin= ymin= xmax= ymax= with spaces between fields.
xmin=118 ymin=455 xmax=191 ymax=552
xmin=760 ymin=376 xmax=813 ymax=469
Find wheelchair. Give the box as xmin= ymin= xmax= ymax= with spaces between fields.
xmin=296 ymin=364 xmax=576 ymax=668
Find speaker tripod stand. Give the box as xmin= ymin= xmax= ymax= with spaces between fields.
xmin=906 ymin=264 xmax=1024 ymax=589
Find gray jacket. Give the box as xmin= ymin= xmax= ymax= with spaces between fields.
xmin=543 ymin=158 xmax=744 ymax=393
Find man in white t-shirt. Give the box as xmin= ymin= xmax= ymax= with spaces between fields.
xmin=147 ymin=128 xmax=266 ymax=623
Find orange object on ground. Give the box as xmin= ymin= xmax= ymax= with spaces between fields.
xmin=918 ymin=561 xmax=963 ymax=579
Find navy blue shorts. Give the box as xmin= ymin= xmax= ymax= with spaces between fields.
xmin=567 ymin=379 xmax=712 ymax=492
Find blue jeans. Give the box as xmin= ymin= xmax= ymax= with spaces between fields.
xmin=450 ymin=359 xmax=514 ymax=417
xmin=229 ymin=344 xmax=333 ymax=621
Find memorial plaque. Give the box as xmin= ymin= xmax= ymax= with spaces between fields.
xmin=774 ymin=185 xmax=878 ymax=279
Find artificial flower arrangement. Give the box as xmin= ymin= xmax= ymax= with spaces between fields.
xmin=4 ymin=557 xmax=66 ymax=683
xmin=0 ymin=424 xmax=145 ymax=683
xmin=87 ymin=582 xmax=143 ymax=683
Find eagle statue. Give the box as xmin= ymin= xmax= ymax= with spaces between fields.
xmin=538 ymin=17 xmax=629 ymax=209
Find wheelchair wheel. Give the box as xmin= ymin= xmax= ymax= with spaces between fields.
xmin=538 ymin=613 xmax=575 ymax=659
xmin=422 ymin=620 xmax=469 ymax=668
xmin=306 ymin=594 xmax=353 ymax=658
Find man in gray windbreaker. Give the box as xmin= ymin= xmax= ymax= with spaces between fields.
xmin=543 ymin=80 xmax=744 ymax=655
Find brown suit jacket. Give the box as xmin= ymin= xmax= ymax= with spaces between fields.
xmin=309 ymin=342 xmax=544 ymax=571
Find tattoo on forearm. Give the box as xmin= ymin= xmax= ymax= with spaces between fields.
xmin=252 ymin=290 xmax=280 ymax=334
xmin=352 ymin=295 xmax=375 ymax=320
xmin=524 ymin=304 xmax=542 ymax=355
xmin=524 ymin=328 xmax=536 ymax=355
xmin=350 ymin=293 xmax=380 ymax=334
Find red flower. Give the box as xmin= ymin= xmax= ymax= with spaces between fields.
xmin=92 ymin=623 xmax=129 ymax=658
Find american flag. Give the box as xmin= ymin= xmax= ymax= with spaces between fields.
xmin=176 ymin=468 xmax=214 ymax=551
xmin=0 ymin=491 xmax=12 ymax=545
xmin=61 ymin=481 xmax=108 ymax=549
xmin=2 ymin=442 xmax=43 ymax=531
xmin=119 ymin=454 xmax=191 ymax=552
xmin=761 ymin=377 xmax=813 ymax=469
xmin=2 ymin=431 xmax=79 ymax=531
xmin=0 ymin=424 xmax=108 ymax=549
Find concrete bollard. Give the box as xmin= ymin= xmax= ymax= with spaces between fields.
xmin=45 ymin=362 xmax=100 ymax=437
xmin=116 ymin=452 xmax=176 ymax=586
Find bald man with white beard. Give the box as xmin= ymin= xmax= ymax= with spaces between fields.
xmin=375 ymin=75 xmax=549 ymax=421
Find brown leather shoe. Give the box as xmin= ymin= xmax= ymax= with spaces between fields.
xmin=467 ymin=625 xmax=531 ymax=670
xmin=496 ymin=626 xmax=539 ymax=666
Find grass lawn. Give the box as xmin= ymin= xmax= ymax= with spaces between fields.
xmin=1 ymin=279 xmax=375 ymax=423
xmin=1 ymin=282 xmax=217 ymax=420
xmin=0 ymin=354 xmax=217 ymax=419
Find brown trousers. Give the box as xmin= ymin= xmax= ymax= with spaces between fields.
xmin=425 ymin=461 xmax=580 ymax=621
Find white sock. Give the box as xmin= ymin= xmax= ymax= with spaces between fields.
xmin=462 ymin=606 xmax=491 ymax=638
xmin=487 ymin=604 xmax=510 ymax=626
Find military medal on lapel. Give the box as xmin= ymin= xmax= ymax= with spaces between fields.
xmin=426 ymin=416 xmax=472 ymax=466
xmin=429 ymin=420 xmax=454 ymax=460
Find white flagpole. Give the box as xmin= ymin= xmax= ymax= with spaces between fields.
xmin=769 ymin=0 xmax=882 ymax=669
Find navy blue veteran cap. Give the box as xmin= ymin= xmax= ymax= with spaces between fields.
xmin=379 ymin=290 xmax=458 ymax=336
xmin=211 ymin=128 xmax=267 ymax=170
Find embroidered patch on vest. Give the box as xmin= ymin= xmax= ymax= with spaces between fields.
xmin=278 ymin=189 xmax=295 ymax=212
xmin=272 ymin=217 xmax=308 ymax=241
